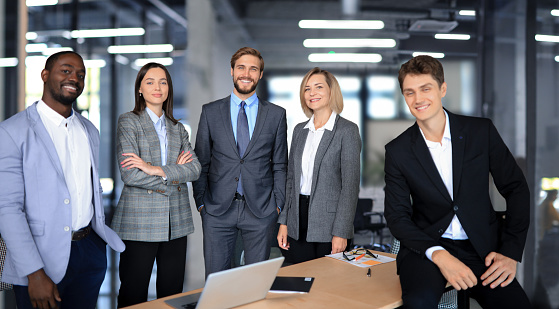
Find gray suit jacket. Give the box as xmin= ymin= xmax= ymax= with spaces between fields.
xmin=278 ymin=115 xmax=361 ymax=242
xmin=193 ymin=96 xmax=287 ymax=218
xmin=111 ymin=111 xmax=201 ymax=242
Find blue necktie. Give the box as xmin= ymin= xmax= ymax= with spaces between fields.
xmin=237 ymin=101 xmax=249 ymax=195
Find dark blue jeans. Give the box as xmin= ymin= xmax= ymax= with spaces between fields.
xmin=14 ymin=230 xmax=107 ymax=309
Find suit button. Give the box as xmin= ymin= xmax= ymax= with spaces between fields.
xmin=235 ymin=177 xmax=239 ymax=181
xmin=64 ymin=199 xmax=70 ymax=205
xmin=240 ymin=160 xmax=244 ymax=164
xmin=438 ymin=229 xmax=444 ymax=234
xmin=178 ymin=186 xmax=181 ymax=191
xmin=453 ymin=205 xmax=459 ymax=211
xmin=148 ymin=190 xmax=153 ymax=194
xmin=64 ymin=226 xmax=70 ymax=232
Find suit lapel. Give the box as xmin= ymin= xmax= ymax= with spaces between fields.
xmin=410 ymin=123 xmax=453 ymax=203
xmin=166 ymin=118 xmax=179 ymax=164
xmin=293 ymin=124 xmax=310 ymax=195
xmin=139 ymin=110 xmax=162 ymax=165
xmin=448 ymin=111 xmax=465 ymax=198
xmin=310 ymin=115 xmax=338 ymax=197
xmin=219 ymin=97 xmax=239 ymax=156
xmin=243 ymin=98 xmax=268 ymax=158
xmin=27 ymin=103 xmax=65 ymax=180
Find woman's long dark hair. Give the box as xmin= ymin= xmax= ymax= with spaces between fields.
xmin=133 ymin=62 xmax=179 ymax=124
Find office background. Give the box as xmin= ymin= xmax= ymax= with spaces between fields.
xmin=1 ymin=0 xmax=558 ymax=308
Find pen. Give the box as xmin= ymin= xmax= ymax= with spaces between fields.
xmin=355 ymin=253 xmax=366 ymax=261
xmin=367 ymin=268 xmax=371 ymax=277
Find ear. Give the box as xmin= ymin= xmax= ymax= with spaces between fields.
xmin=440 ymin=82 xmax=447 ymax=98
xmin=259 ymin=71 xmax=263 ymax=80
xmin=231 ymin=67 xmax=234 ymax=77
xmin=41 ymin=69 xmax=49 ymax=83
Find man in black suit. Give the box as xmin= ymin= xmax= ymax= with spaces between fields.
xmin=384 ymin=55 xmax=532 ymax=308
xmin=193 ymin=47 xmax=287 ymax=276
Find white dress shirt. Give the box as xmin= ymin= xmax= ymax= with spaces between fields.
xmin=419 ymin=111 xmax=468 ymax=261
xmin=146 ymin=107 xmax=168 ymax=166
xmin=300 ymin=111 xmax=337 ymax=195
xmin=37 ymin=100 xmax=93 ymax=231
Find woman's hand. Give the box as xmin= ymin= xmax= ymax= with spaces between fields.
xmin=331 ymin=236 xmax=347 ymax=254
xmin=176 ymin=151 xmax=193 ymax=165
xmin=121 ymin=153 xmax=165 ymax=177
xmin=277 ymin=224 xmax=290 ymax=250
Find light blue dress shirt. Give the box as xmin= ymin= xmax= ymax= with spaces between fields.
xmin=230 ymin=92 xmax=258 ymax=141
xmin=146 ymin=107 xmax=167 ymax=166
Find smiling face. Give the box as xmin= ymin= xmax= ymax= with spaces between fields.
xmin=304 ymin=73 xmax=331 ymax=114
xmin=401 ymin=73 xmax=447 ymax=126
xmin=42 ymin=53 xmax=85 ymax=107
xmin=139 ymin=67 xmax=169 ymax=112
xmin=231 ymin=54 xmax=263 ymax=98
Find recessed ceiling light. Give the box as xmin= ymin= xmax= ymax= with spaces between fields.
xmin=536 ymin=34 xmax=559 ymax=43
xmin=108 ymin=44 xmax=173 ymax=54
xmin=412 ymin=52 xmax=445 ymax=58
xmin=299 ymin=20 xmax=384 ymax=30
xmin=459 ymin=10 xmax=476 ymax=16
xmin=71 ymin=28 xmax=145 ymax=38
xmin=303 ymin=39 xmax=396 ymax=48
xmin=434 ymin=34 xmax=471 ymax=40
xmin=308 ymin=53 xmax=382 ymax=63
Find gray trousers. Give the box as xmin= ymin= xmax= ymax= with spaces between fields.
xmin=201 ymin=199 xmax=278 ymax=277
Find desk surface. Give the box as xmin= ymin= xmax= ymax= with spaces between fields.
xmin=126 ymin=252 xmax=402 ymax=309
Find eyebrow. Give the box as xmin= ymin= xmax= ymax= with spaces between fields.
xmin=60 ymin=63 xmax=86 ymax=74
xmin=306 ymin=82 xmax=324 ymax=87
xmin=144 ymin=77 xmax=167 ymax=80
xmin=403 ymin=83 xmax=434 ymax=92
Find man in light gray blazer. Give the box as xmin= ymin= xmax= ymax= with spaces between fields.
xmin=0 ymin=51 xmax=124 ymax=309
xmin=193 ymin=47 xmax=287 ymax=276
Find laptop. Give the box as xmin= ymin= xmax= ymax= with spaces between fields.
xmin=164 ymin=256 xmax=285 ymax=309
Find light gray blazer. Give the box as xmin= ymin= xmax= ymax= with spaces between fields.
xmin=0 ymin=102 xmax=124 ymax=285
xmin=278 ymin=115 xmax=361 ymax=243
xmin=111 ymin=111 xmax=201 ymax=242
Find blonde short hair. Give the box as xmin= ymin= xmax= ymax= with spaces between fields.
xmin=299 ymin=67 xmax=344 ymax=118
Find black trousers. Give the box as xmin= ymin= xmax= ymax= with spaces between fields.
xmin=282 ymin=195 xmax=334 ymax=264
xmin=117 ymin=236 xmax=187 ymax=308
xmin=399 ymin=238 xmax=532 ymax=309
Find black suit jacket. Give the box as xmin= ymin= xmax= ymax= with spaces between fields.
xmin=384 ymin=110 xmax=530 ymax=270
xmin=193 ymin=96 xmax=288 ymax=218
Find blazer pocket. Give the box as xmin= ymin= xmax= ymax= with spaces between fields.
xmin=29 ymin=221 xmax=45 ymax=236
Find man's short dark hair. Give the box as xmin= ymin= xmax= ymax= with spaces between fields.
xmin=398 ymin=55 xmax=445 ymax=93
xmin=44 ymin=51 xmax=83 ymax=71
xmin=230 ymin=47 xmax=264 ymax=72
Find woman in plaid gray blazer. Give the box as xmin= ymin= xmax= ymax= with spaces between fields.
xmin=111 ymin=63 xmax=201 ymax=307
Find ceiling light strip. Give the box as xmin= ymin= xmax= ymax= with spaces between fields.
xmin=108 ymin=44 xmax=174 ymax=54
xmin=308 ymin=53 xmax=382 ymax=63
xmin=303 ymin=38 xmax=396 ymax=48
xmin=412 ymin=52 xmax=445 ymax=58
xmin=71 ymin=28 xmax=145 ymax=38
xmin=434 ymin=34 xmax=471 ymax=40
xmin=299 ymin=20 xmax=384 ymax=30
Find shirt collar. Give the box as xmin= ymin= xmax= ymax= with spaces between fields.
xmin=37 ymin=100 xmax=75 ymax=127
xmin=304 ymin=111 xmax=337 ymax=132
xmin=420 ymin=110 xmax=451 ymax=148
xmin=145 ymin=107 xmax=165 ymax=127
xmin=231 ymin=92 xmax=258 ymax=107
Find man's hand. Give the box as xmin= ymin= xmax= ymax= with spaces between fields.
xmin=277 ymin=224 xmax=290 ymax=250
xmin=27 ymin=269 xmax=61 ymax=309
xmin=331 ymin=236 xmax=347 ymax=254
xmin=481 ymin=252 xmax=517 ymax=289
xmin=432 ymin=250 xmax=477 ymax=291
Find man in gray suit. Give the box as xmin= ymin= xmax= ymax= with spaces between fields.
xmin=193 ymin=47 xmax=287 ymax=276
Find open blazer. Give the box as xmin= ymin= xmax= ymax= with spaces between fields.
xmin=384 ymin=110 xmax=530 ymax=270
xmin=0 ymin=102 xmax=125 ymax=285
xmin=111 ymin=110 xmax=201 ymax=242
xmin=278 ymin=114 xmax=361 ymax=242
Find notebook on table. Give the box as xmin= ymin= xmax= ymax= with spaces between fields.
xmin=164 ymin=256 xmax=285 ymax=309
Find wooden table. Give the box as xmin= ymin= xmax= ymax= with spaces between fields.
xmin=126 ymin=252 xmax=402 ymax=309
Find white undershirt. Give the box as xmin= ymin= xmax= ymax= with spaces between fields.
xmin=299 ymin=111 xmax=337 ymax=195
xmin=419 ymin=111 xmax=468 ymax=261
xmin=37 ymin=100 xmax=93 ymax=231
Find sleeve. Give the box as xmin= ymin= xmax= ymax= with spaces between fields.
xmin=331 ymin=124 xmax=362 ymax=239
xmin=277 ymin=124 xmax=298 ymax=224
xmin=487 ymin=120 xmax=530 ymax=262
xmin=192 ymin=106 xmax=211 ymax=208
xmin=272 ymin=109 xmax=288 ymax=212
xmin=0 ymin=126 xmax=44 ymax=278
xmin=116 ymin=114 xmax=171 ymax=195
xmin=160 ymin=124 xmax=202 ymax=184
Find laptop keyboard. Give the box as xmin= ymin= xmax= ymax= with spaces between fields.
xmin=181 ymin=301 xmax=197 ymax=309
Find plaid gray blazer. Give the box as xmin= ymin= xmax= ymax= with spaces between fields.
xmin=111 ymin=111 xmax=201 ymax=241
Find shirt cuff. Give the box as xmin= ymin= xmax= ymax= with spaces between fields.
xmin=198 ymin=205 xmax=204 ymax=211
xmin=426 ymin=246 xmax=446 ymax=261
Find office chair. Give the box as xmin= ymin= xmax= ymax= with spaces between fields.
xmin=390 ymin=238 xmax=470 ymax=309
xmin=353 ymin=198 xmax=389 ymax=251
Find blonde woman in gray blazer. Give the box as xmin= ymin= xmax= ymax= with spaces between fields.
xmin=112 ymin=63 xmax=201 ymax=307
xmin=277 ymin=67 xmax=361 ymax=264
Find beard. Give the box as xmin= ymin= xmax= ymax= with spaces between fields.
xmin=49 ymin=84 xmax=81 ymax=106
xmin=233 ymin=77 xmax=259 ymax=95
